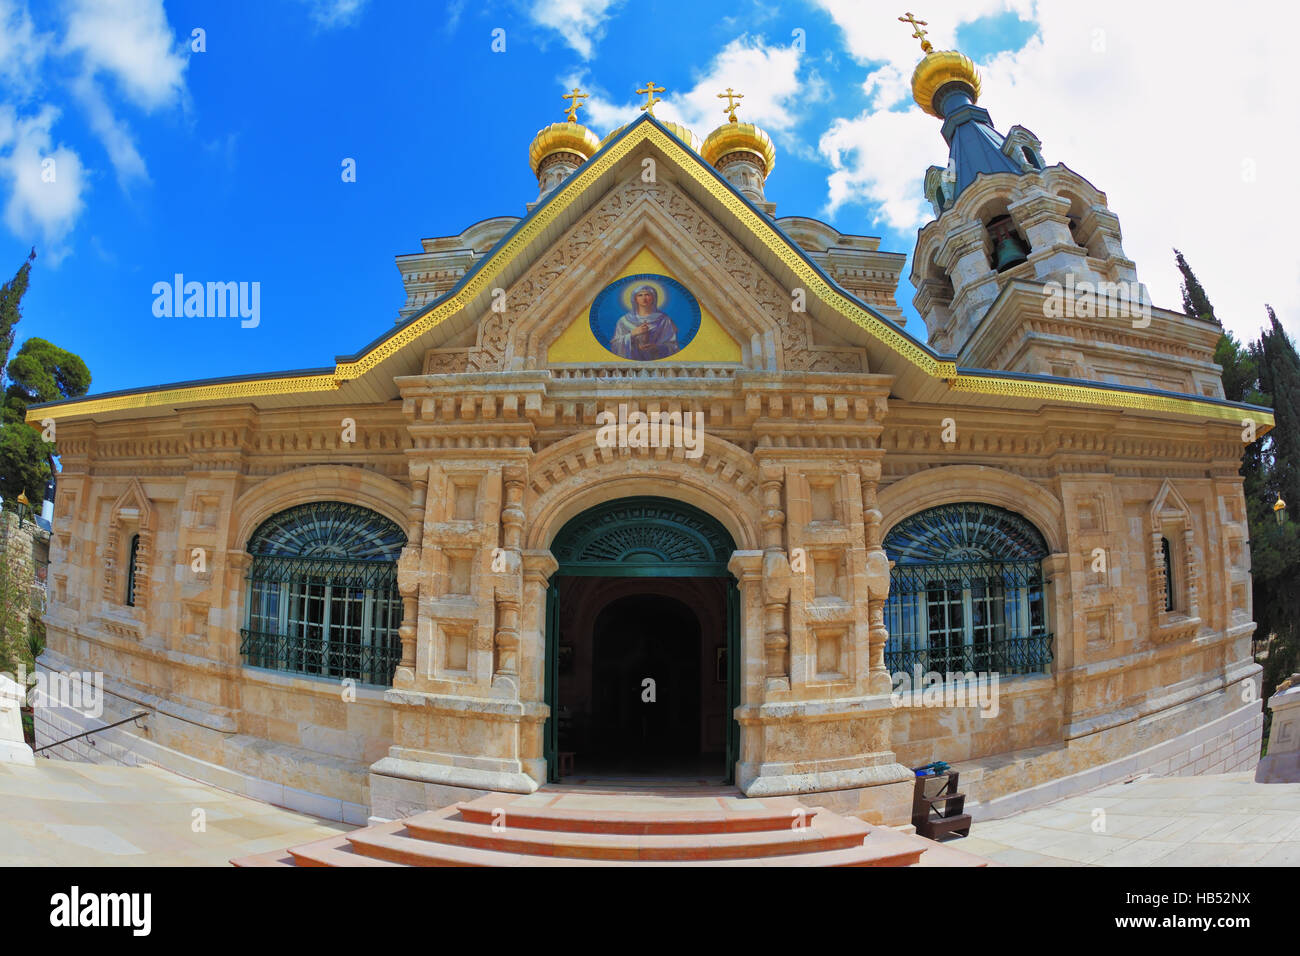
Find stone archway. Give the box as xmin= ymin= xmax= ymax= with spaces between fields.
xmin=542 ymin=496 xmax=740 ymax=784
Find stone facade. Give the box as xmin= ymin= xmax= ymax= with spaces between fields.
xmin=30 ymin=117 xmax=1268 ymax=826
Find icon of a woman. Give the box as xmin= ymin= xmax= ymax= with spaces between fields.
xmin=610 ymin=284 xmax=679 ymax=360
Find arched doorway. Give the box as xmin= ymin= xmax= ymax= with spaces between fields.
xmin=544 ymin=496 xmax=739 ymax=784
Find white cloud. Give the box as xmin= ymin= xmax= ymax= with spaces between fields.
xmin=59 ymin=0 xmax=188 ymax=187
xmin=568 ymin=34 xmax=806 ymax=153
xmin=531 ymin=0 xmax=622 ymax=60
xmin=0 ymin=105 xmax=87 ymax=262
xmin=0 ymin=0 xmax=50 ymax=98
xmin=70 ymin=73 xmax=146 ymax=186
xmin=816 ymin=0 xmax=1300 ymax=343
xmin=298 ymin=0 xmax=368 ymax=30
xmin=62 ymin=0 xmax=187 ymax=111
xmin=819 ymin=108 xmax=945 ymax=232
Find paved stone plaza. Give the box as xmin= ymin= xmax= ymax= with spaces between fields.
xmin=0 ymin=759 xmax=348 ymax=866
xmin=958 ymin=772 xmax=1300 ymax=866
xmin=3 ymin=759 xmax=1297 ymax=866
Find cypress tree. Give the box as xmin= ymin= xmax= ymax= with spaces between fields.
xmin=1250 ymin=307 xmax=1300 ymax=700
xmin=0 ymin=248 xmax=34 ymax=378
xmin=1174 ymin=248 xmax=1219 ymax=324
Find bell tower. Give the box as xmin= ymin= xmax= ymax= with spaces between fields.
xmin=901 ymin=18 xmax=1225 ymax=398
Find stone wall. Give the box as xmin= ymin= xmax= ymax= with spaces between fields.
xmin=0 ymin=509 xmax=48 ymax=670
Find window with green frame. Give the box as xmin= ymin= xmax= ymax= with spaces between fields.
xmin=240 ymin=501 xmax=406 ymax=686
xmin=883 ymin=502 xmax=1052 ymax=678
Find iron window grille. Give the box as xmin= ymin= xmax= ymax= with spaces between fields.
xmin=240 ymin=501 xmax=406 ymax=686
xmin=883 ymin=503 xmax=1052 ymax=679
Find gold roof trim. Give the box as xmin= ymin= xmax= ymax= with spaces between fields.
xmin=28 ymin=120 xmax=1275 ymax=436
xmin=600 ymin=121 xmax=702 ymax=153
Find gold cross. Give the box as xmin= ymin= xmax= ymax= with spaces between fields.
xmin=636 ymin=80 xmax=665 ymax=116
xmin=899 ymin=11 xmax=934 ymax=53
xmin=718 ymin=87 xmax=744 ymax=123
xmin=562 ymin=87 xmax=587 ymax=123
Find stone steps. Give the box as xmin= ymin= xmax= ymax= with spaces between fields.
xmin=232 ymin=789 xmax=991 ymax=867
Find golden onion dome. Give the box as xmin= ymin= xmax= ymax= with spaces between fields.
xmin=528 ymin=121 xmax=601 ymax=178
xmin=700 ymin=120 xmax=776 ymax=176
xmin=599 ymin=120 xmax=702 ymax=153
xmin=911 ymin=49 xmax=982 ymax=118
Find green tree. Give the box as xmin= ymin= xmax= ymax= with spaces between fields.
xmin=3 ymin=337 xmax=91 ymax=425
xmin=1174 ymin=248 xmax=1219 ymax=325
xmin=0 ymin=248 xmax=34 ymax=377
xmin=0 ymin=422 xmax=51 ymax=504
xmin=1248 ymin=308 xmax=1300 ymax=701
xmin=0 ymin=252 xmax=92 ymax=510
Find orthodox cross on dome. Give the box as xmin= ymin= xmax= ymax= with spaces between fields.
xmin=636 ymin=80 xmax=665 ymax=116
xmin=718 ymin=87 xmax=744 ymax=123
xmin=899 ymin=11 xmax=934 ymax=54
xmin=563 ymin=87 xmax=587 ymax=123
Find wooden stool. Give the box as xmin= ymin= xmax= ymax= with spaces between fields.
xmin=559 ymin=751 xmax=575 ymax=776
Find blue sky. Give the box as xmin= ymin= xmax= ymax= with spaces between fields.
xmin=1 ymin=0 xmax=1294 ymax=397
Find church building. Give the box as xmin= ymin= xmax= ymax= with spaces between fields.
xmin=30 ymin=36 xmax=1270 ymax=826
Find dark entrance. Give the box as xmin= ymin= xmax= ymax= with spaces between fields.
xmin=544 ymin=497 xmax=739 ymax=784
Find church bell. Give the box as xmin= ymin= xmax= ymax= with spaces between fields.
xmin=987 ymin=215 xmax=1030 ymax=272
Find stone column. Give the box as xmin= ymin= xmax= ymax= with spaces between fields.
xmin=859 ymin=461 xmax=892 ymax=695
xmin=759 ymin=466 xmax=790 ymax=691
xmin=491 ymin=465 xmax=527 ymax=691
xmin=938 ymin=219 xmax=999 ymax=346
xmin=394 ymin=466 xmax=427 ymax=684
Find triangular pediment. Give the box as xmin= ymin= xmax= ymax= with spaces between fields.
xmin=31 ymin=114 xmax=1275 ymax=438
xmin=1151 ymin=479 xmax=1191 ymax=525
xmin=421 ymin=169 xmax=871 ymax=375
xmin=110 ymin=478 xmax=154 ymax=528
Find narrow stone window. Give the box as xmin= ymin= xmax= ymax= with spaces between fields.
xmin=125 ymin=534 xmax=140 ymax=607
xmin=1161 ymin=536 xmax=1175 ymax=613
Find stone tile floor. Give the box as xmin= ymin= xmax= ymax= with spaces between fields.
xmin=955 ymin=772 xmax=1300 ymax=866
xmin=0 ymin=759 xmax=349 ymax=866
xmin=4 ymin=760 xmax=1298 ymax=866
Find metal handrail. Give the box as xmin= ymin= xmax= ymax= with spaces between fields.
xmin=33 ymin=709 xmax=150 ymax=753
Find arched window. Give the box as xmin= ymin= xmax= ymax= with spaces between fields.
xmin=125 ymin=534 xmax=140 ymax=607
xmin=883 ymin=503 xmax=1051 ymax=678
xmin=240 ymin=501 xmax=406 ymax=686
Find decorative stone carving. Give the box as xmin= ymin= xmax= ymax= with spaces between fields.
xmin=424 ymin=176 xmax=867 ymax=377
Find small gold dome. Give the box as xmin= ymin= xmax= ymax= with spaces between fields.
xmin=1275 ymin=495 xmax=1287 ymax=513
xmin=911 ymin=49 xmax=982 ymax=118
xmin=701 ymin=121 xmax=776 ymax=176
xmin=599 ymin=121 xmax=702 ymax=153
xmin=528 ymin=121 xmax=601 ymax=178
